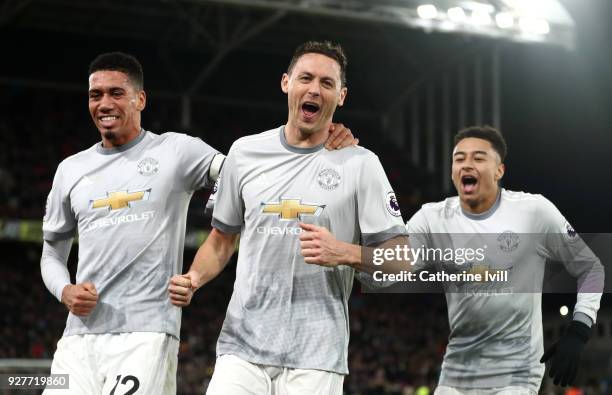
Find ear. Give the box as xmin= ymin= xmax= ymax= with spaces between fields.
xmin=136 ymin=90 xmax=146 ymax=111
xmin=337 ymin=87 xmax=348 ymax=107
xmin=495 ymin=163 xmax=505 ymax=182
xmin=281 ymin=73 xmax=289 ymax=94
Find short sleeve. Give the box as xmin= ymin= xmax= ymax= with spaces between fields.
xmin=176 ymin=134 xmax=220 ymax=191
xmin=42 ymin=163 xmax=76 ymax=241
xmin=406 ymin=208 xmax=431 ymax=235
xmin=405 ymin=208 xmax=434 ymax=269
xmin=357 ymin=152 xmax=407 ymax=246
xmin=536 ymin=195 xmax=589 ymax=264
xmin=211 ymin=143 xmax=244 ymax=234
xmin=204 ymin=174 xmax=221 ymax=215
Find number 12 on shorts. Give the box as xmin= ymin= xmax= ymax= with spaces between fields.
xmin=109 ymin=375 xmax=140 ymax=395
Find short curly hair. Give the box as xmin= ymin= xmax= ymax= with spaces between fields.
xmin=287 ymin=41 xmax=347 ymax=87
xmin=89 ymin=52 xmax=144 ymax=90
xmin=455 ymin=125 xmax=507 ymax=162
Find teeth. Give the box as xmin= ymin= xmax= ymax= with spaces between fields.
xmin=100 ymin=116 xmax=118 ymax=121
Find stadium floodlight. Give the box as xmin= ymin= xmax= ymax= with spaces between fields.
xmin=495 ymin=12 xmax=514 ymax=29
xmin=519 ymin=17 xmax=550 ymax=35
xmin=210 ymin=0 xmax=575 ymax=50
xmin=447 ymin=7 xmax=467 ymax=23
xmin=470 ymin=9 xmax=492 ymax=26
xmin=417 ymin=4 xmax=438 ymax=20
xmin=439 ymin=20 xmax=457 ymax=31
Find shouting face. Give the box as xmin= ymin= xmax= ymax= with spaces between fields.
xmin=452 ymin=137 xmax=505 ymax=213
xmin=282 ymin=53 xmax=347 ymax=137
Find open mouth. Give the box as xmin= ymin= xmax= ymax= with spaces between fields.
xmin=301 ymin=102 xmax=320 ymax=119
xmin=461 ymin=175 xmax=478 ymax=193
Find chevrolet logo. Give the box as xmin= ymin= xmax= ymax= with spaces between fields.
xmin=90 ymin=189 xmax=151 ymax=211
xmin=260 ymin=198 xmax=325 ymax=220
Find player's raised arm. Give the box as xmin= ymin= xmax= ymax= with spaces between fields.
xmin=170 ymin=137 xmax=243 ymax=307
xmin=168 ymin=228 xmax=238 ymax=307
xmin=299 ymin=223 xmax=412 ymax=274
xmin=300 ymin=149 xmax=412 ymax=274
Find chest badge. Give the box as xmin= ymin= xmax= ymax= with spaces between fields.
xmin=498 ymin=231 xmax=520 ymax=252
xmin=318 ymin=168 xmax=341 ymax=190
xmin=137 ymin=157 xmax=159 ymax=176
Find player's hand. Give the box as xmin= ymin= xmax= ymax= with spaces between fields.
xmin=61 ymin=282 xmax=98 ymax=316
xmin=168 ymin=272 xmax=199 ymax=307
xmin=325 ymin=123 xmax=358 ymax=150
xmin=540 ymin=320 xmax=590 ymax=386
xmin=299 ymin=223 xmax=348 ymax=267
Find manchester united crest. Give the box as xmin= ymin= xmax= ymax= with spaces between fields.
xmin=318 ymin=168 xmax=341 ymax=190
xmin=137 ymin=157 xmax=159 ymax=176
xmin=498 ymin=231 xmax=519 ymax=252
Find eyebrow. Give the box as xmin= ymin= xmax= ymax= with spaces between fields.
xmin=88 ymin=86 xmax=126 ymax=93
xmin=453 ymin=150 xmax=489 ymax=157
xmin=298 ymin=72 xmax=336 ymax=84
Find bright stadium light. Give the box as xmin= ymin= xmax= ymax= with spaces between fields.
xmin=471 ymin=9 xmax=492 ymax=26
xmin=417 ymin=4 xmax=438 ymax=19
xmin=440 ymin=20 xmax=457 ymax=31
xmin=535 ymin=19 xmax=551 ymax=34
xmin=495 ymin=12 xmax=514 ymax=29
xmin=364 ymin=0 xmax=574 ymax=49
xmin=447 ymin=7 xmax=467 ymax=23
xmin=559 ymin=305 xmax=569 ymax=316
xmin=519 ymin=17 xmax=550 ymax=35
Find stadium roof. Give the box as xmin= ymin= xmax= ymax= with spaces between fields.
xmin=1 ymin=0 xmax=575 ymax=48
xmin=0 ymin=0 xmax=576 ymax=122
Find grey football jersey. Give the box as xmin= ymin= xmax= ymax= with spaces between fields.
xmin=406 ymin=189 xmax=603 ymax=391
xmin=43 ymin=130 xmax=219 ymax=339
xmin=212 ymin=126 xmax=406 ymax=374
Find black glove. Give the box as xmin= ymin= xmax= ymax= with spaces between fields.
xmin=540 ymin=320 xmax=591 ymax=386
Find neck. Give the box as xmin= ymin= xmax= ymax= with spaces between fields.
xmin=461 ymin=188 xmax=500 ymax=214
xmin=101 ymin=126 xmax=141 ymax=148
xmin=284 ymin=120 xmax=329 ymax=148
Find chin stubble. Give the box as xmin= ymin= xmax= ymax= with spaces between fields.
xmin=103 ymin=130 xmax=116 ymax=141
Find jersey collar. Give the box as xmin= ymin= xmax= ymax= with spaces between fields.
xmin=95 ymin=129 xmax=147 ymax=155
xmin=279 ymin=125 xmax=325 ymax=154
xmin=461 ymin=189 xmax=502 ymax=221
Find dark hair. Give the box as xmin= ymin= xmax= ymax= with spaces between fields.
xmin=454 ymin=125 xmax=507 ymax=162
xmin=88 ymin=52 xmax=144 ymax=90
xmin=287 ymin=41 xmax=347 ymax=87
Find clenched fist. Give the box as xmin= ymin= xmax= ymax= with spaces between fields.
xmin=61 ymin=282 xmax=98 ymax=316
xmin=168 ymin=272 xmax=200 ymax=307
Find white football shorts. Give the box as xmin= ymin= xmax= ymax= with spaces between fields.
xmin=43 ymin=332 xmax=178 ymax=395
xmin=206 ymin=354 xmax=344 ymax=395
xmin=435 ymin=385 xmax=537 ymax=395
